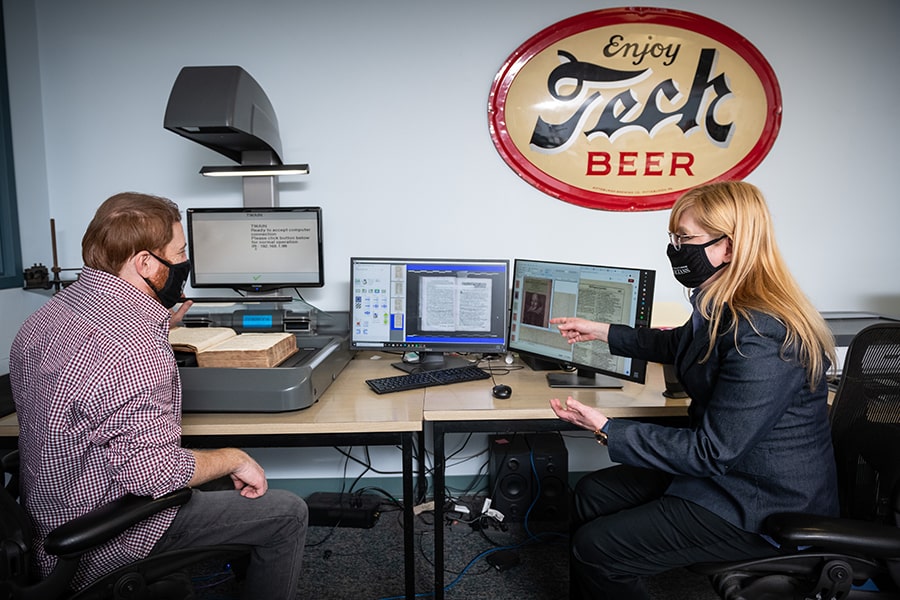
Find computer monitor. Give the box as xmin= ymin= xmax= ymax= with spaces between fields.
xmin=187 ymin=207 xmax=324 ymax=293
xmin=350 ymin=257 xmax=510 ymax=372
xmin=509 ymin=259 xmax=655 ymax=388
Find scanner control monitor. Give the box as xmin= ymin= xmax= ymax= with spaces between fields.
xmin=350 ymin=257 xmax=510 ymax=372
xmin=509 ymin=259 xmax=655 ymax=388
xmin=187 ymin=207 xmax=324 ymax=293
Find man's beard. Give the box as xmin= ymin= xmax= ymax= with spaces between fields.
xmin=147 ymin=264 xmax=168 ymax=296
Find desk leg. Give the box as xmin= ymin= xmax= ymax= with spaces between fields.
xmin=403 ymin=433 xmax=415 ymax=600
xmin=417 ymin=429 xmax=427 ymax=502
xmin=433 ymin=425 xmax=445 ymax=600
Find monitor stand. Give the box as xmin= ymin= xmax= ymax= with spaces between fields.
xmin=519 ymin=354 xmax=563 ymax=371
xmin=546 ymin=369 xmax=623 ymax=389
xmin=391 ymin=352 xmax=472 ymax=373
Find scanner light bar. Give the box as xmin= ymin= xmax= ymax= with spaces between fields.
xmin=199 ymin=164 xmax=310 ymax=177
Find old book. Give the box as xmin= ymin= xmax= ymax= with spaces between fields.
xmin=169 ymin=327 xmax=298 ymax=368
xmin=169 ymin=327 xmax=238 ymax=353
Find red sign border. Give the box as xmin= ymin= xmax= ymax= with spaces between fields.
xmin=488 ymin=7 xmax=783 ymax=211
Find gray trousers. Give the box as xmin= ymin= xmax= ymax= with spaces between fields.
xmin=149 ymin=486 xmax=308 ymax=600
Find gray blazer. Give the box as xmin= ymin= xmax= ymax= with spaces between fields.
xmin=606 ymin=310 xmax=839 ymax=532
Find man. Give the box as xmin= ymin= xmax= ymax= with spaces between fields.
xmin=522 ymin=292 xmax=547 ymax=326
xmin=10 ymin=192 xmax=308 ymax=598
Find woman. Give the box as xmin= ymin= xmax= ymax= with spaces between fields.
xmin=550 ymin=181 xmax=838 ymax=600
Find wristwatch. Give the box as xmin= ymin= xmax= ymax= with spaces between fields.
xmin=594 ymin=420 xmax=610 ymax=446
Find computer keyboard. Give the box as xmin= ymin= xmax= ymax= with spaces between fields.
xmin=365 ymin=365 xmax=490 ymax=394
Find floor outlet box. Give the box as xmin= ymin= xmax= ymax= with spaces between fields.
xmin=306 ymin=492 xmax=381 ymax=528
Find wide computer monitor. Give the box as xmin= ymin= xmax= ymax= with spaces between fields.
xmin=509 ymin=259 xmax=655 ymax=388
xmin=187 ymin=207 xmax=324 ymax=293
xmin=350 ymin=257 xmax=510 ymax=372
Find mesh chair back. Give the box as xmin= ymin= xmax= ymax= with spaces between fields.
xmin=829 ymin=322 xmax=900 ymax=521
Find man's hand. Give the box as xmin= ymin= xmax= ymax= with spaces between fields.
xmin=169 ymin=299 xmax=193 ymax=328
xmin=190 ymin=448 xmax=268 ymax=498
xmin=230 ymin=454 xmax=268 ymax=498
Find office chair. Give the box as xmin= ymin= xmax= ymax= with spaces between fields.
xmin=1 ymin=450 xmax=250 ymax=600
xmin=695 ymin=322 xmax=900 ymax=599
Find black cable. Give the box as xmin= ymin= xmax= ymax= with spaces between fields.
xmin=332 ymin=446 xmax=403 ymax=475
xmin=485 ymin=356 xmax=498 ymax=387
xmin=474 ymin=355 xmax=525 ymax=374
xmin=304 ymin=524 xmax=341 ymax=547
xmin=353 ymin=485 xmax=402 ymax=512
xmin=285 ymin=289 xmax=350 ymax=331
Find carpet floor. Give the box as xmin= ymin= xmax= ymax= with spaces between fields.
xmin=191 ymin=501 xmax=721 ymax=599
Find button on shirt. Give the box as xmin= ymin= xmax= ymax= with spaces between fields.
xmin=10 ymin=267 xmax=196 ymax=590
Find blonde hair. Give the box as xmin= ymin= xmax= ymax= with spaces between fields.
xmin=669 ymin=181 xmax=835 ymax=389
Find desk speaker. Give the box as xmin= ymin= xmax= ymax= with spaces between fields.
xmin=489 ymin=433 xmax=568 ymax=522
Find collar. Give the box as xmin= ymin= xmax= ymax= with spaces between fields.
xmin=79 ymin=266 xmax=172 ymax=325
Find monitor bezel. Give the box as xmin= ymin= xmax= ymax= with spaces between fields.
xmin=508 ymin=258 xmax=655 ymax=386
xmin=349 ymin=256 xmax=511 ymax=360
xmin=186 ymin=206 xmax=325 ymax=292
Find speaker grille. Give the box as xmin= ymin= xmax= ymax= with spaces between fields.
xmin=489 ymin=433 xmax=569 ymax=522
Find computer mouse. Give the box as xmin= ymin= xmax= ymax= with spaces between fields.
xmin=492 ymin=384 xmax=512 ymax=399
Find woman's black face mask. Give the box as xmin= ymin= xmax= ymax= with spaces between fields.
xmin=666 ymin=235 xmax=727 ymax=288
xmin=143 ymin=251 xmax=191 ymax=309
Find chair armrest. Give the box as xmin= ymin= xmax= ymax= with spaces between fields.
xmin=44 ymin=487 xmax=193 ymax=557
xmin=1 ymin=450 xmax=20 ymax=498
xmin=1 ymin=449 xmax=19 ymax=472
xmin=766 ymin=512 xmax=900 ymax=558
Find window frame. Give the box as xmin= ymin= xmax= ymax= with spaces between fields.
xmin=0 ymin=4 xmax=23 ymax=290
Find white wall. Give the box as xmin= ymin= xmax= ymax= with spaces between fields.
xmin=4 ymin=0 xmax=899 ymax=483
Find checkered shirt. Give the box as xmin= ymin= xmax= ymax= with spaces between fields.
xmin=10 ymin=267 xmax=196 ymax=590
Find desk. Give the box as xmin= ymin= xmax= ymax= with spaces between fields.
xmin=423 ymin=360 xmax=690 ymax=600
xmin=2 ymin=355 xmax=689 ymax=599
xmin=0 ymin=353 xmax=423 ymax=600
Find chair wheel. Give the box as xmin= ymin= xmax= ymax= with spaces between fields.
xmin=113 ymin=572 xmax=147 ymax=598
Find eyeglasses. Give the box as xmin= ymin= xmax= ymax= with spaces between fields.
xmin=668 ymin=232 xmax=713 ymax=251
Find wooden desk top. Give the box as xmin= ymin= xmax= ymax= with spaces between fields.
xmin=0 ymin=353 xmax=689 ymax=439
xmin=0 ymin=353 xmax=424 ymax=439
xmin=423 ymin=358 xmax=690 ymax=422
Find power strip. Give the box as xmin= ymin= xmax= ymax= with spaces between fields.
xmin=306 ymin=492 xmax=381 ymax=528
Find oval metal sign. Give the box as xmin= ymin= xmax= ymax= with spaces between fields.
xmin=488 ymin=7 xmax=782 ymax=211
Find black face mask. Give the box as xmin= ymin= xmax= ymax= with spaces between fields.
xmin=666 ymin=235 xmax=727 ymax=289
xmin=143 ymin=251 xmax=191 ymax=309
